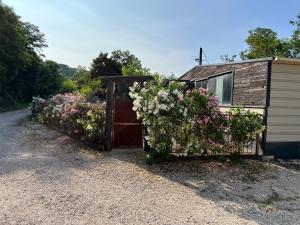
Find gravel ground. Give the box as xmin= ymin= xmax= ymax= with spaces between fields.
xmin=0 ymin=109 xmax=300 ymax=225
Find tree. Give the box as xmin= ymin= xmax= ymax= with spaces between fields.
xmin=111 ymin=49 xmax=141 ymax=68
xmin=121 ymin=63 xmax=151 ymax=76
xmin=289 ymin=13 xmax=300 ymax=58
xmin=90 ymin=50 xmax=152 ymax=77
xmin=240 ymin=28 xmax=290 ymax=60
xmin=58 ymin=63 xmax=77 ymax=79
xmin=60 ymin=79 xmax=78 ymax=93
xmin=220 ymin=54 xmax=237 ymax=63
xmin=35 ymin=60 xmax=63 ymax=97
xmin=0 ymin=2 xmax=61 ymax=107
xmin=90 ymin=52 xmax=122 ymax=78
xmin=74 ymin=66 xmax=91 ymax=87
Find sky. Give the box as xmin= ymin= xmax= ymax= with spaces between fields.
xmin=4 ymin=0 xmax=300 ymax=76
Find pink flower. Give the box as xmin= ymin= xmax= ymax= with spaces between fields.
xmin=70 ymin=107 xmax=78 ymax=114
xmin=199 ymin=88 xmax=207 ymax=96
xmin=178 ymin=95 xmax=184 ymax=102
xmin=209 ymin=95 xmax=218 ymax=101
xmin=202 ymin=116 xmax=209 ymax=125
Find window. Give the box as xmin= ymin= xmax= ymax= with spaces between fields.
xmin=208 ymin=72 xmax=233 ymax=105
xmin=195 ymin=80 xmax=207 ymax=89
xmin=194 ymin=72 xmax=233 ymax=105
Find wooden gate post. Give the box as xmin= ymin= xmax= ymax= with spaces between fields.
xmin=104 ymin=80 xmax=114 ymax=151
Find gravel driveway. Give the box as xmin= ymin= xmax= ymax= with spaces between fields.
xmin=0 ymin=109 xmax=300 ymax=225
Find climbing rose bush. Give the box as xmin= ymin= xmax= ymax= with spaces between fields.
xmin=129 ymin=77 xmax=264 ymax=156
xmin=30 ymin=93 xmax=106 ymax=148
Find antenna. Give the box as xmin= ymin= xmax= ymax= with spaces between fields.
xmin=195 ymin=47 xmax=209 ymax=65
xmin=195 ymin=47 xmax=203 ymax=65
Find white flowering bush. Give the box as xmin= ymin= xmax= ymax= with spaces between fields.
xmin=129 ymin=77 xmax=188 ymax=155
xmin=30 ymin=93 xmax=106 ymax=148
xmin=129 ymin=77 xmax=264 ymax=159
xmin=30 ymin=96 xmax=47 ymax=116
xmin=129 ymin=77 xmax=229 ymax=156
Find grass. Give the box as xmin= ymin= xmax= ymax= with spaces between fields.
xmin=0 ymin=102 xmax=28 ymax=113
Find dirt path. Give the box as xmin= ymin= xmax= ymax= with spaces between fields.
xmin=0 ymin=109 xmax=300 ymax=225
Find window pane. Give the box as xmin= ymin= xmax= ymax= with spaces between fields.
xmin=222 ymin=73 xmax=233 ymax=105
xmin=215 ymin=76 xmax=223 ymax=104
xmin=196 ymin=80 xmax=208 ymax=89
xmin=208 ymin=78 xmax=216 ymax=95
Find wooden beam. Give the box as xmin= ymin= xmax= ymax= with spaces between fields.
xmin=104 ymin=80 xmax=114 ymax=151
xmin=100 ymin=75 xmax=153 ymax=82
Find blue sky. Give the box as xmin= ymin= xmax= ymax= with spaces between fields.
xmin=4 ymin=0 xmax=300 ymax=76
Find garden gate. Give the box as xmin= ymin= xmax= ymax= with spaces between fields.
xmin=101 ymin=76 xmax=153 ymax=150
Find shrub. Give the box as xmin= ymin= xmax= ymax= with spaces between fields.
xmin=183 ymin=89 xmax=229 ymax=154
xmin=129 ymin=77 xmax=188 ymax=154
xmin=30 ymin=93 xmax=106 ymax=148
xmin=129 ymin=78 xmax=264 ymax=158
xmin=79 ymin=78 xmax=104 ymax=100
xmin=30 ymin=96 xmax=47 ymax=116
xmin=228 ymin=107 xmax=264 ymax=152
xmin=76 ymin=102 xmax=106 ymax=145
xmin=60 ymin=79 xmax=78 ymax=93
xmin=129 ymin=77 xmax=229 ymax=156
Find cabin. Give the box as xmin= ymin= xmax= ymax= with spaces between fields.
xmin=179 ymin=57 xmax=300 ymax=159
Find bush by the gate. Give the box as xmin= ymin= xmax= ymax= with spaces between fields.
xmin=129 ymin=77 xmax=264 ymax=158
xmin=30 ymin=93 xmax=106 ymax=148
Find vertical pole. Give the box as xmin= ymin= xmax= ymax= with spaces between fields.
xmin=199 ymin=48 xmax=203 ymax=65
xmin=104 ymin=80 xmax=114 ymax=151
xmin=255 ymin=134 xmax=260 ymax=157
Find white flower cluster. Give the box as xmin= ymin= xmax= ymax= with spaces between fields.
xmin=129 ymin=79 xmax=187 ymax=148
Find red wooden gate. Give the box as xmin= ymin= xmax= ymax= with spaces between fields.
xmin=101 ymin=76 xmax=153 ymax=151
xmin=113 ymin=94 xmax=143 ymax=148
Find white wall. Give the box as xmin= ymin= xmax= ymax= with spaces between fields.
xmin=267 ymin=63 xmax=300 ymax=142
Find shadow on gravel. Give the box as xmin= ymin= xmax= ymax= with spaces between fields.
xmin=0 ymin=121 xmax=99 ymax=184
xmin=1 ymin=116 xmax=298 ymax=225
xmin=110 ymin=149 xmax=300 ymax=225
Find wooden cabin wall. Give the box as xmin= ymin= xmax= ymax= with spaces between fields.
xmin=181 ymin=61 xmax=269 ymax=106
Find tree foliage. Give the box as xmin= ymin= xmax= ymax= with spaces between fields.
xmin=111 ymin=49 xmax=141 ymax=68
xmin=58 ymin=64 xmax=77 ymax=79
xmin=90 ymin=52 xmax=122 ymax=78
xmin=240 ymin=28 xmax=290 ymax=60
xmin=240 ymin=13 xmax=300 ymax=60
xmin=91 ymin=50 xmax=152 ymax=77
xmin=0 ymin=3 xmax=62 ymax=107
xmin=289 ymin=13 xmax=300 ymax=58
xmin=220 ymin=54 xmax=237 ymax=63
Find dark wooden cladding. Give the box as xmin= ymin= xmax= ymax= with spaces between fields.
xmin=103 ymin=80 xmax=114 ymax=151
xmin=180 ymin=61 xmax=269 ymax=106
xmin=102 ymin=76 xmax=153 ymax=150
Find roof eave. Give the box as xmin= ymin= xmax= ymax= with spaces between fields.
xmin=273 ymin=57 xmax=300 ymax=65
